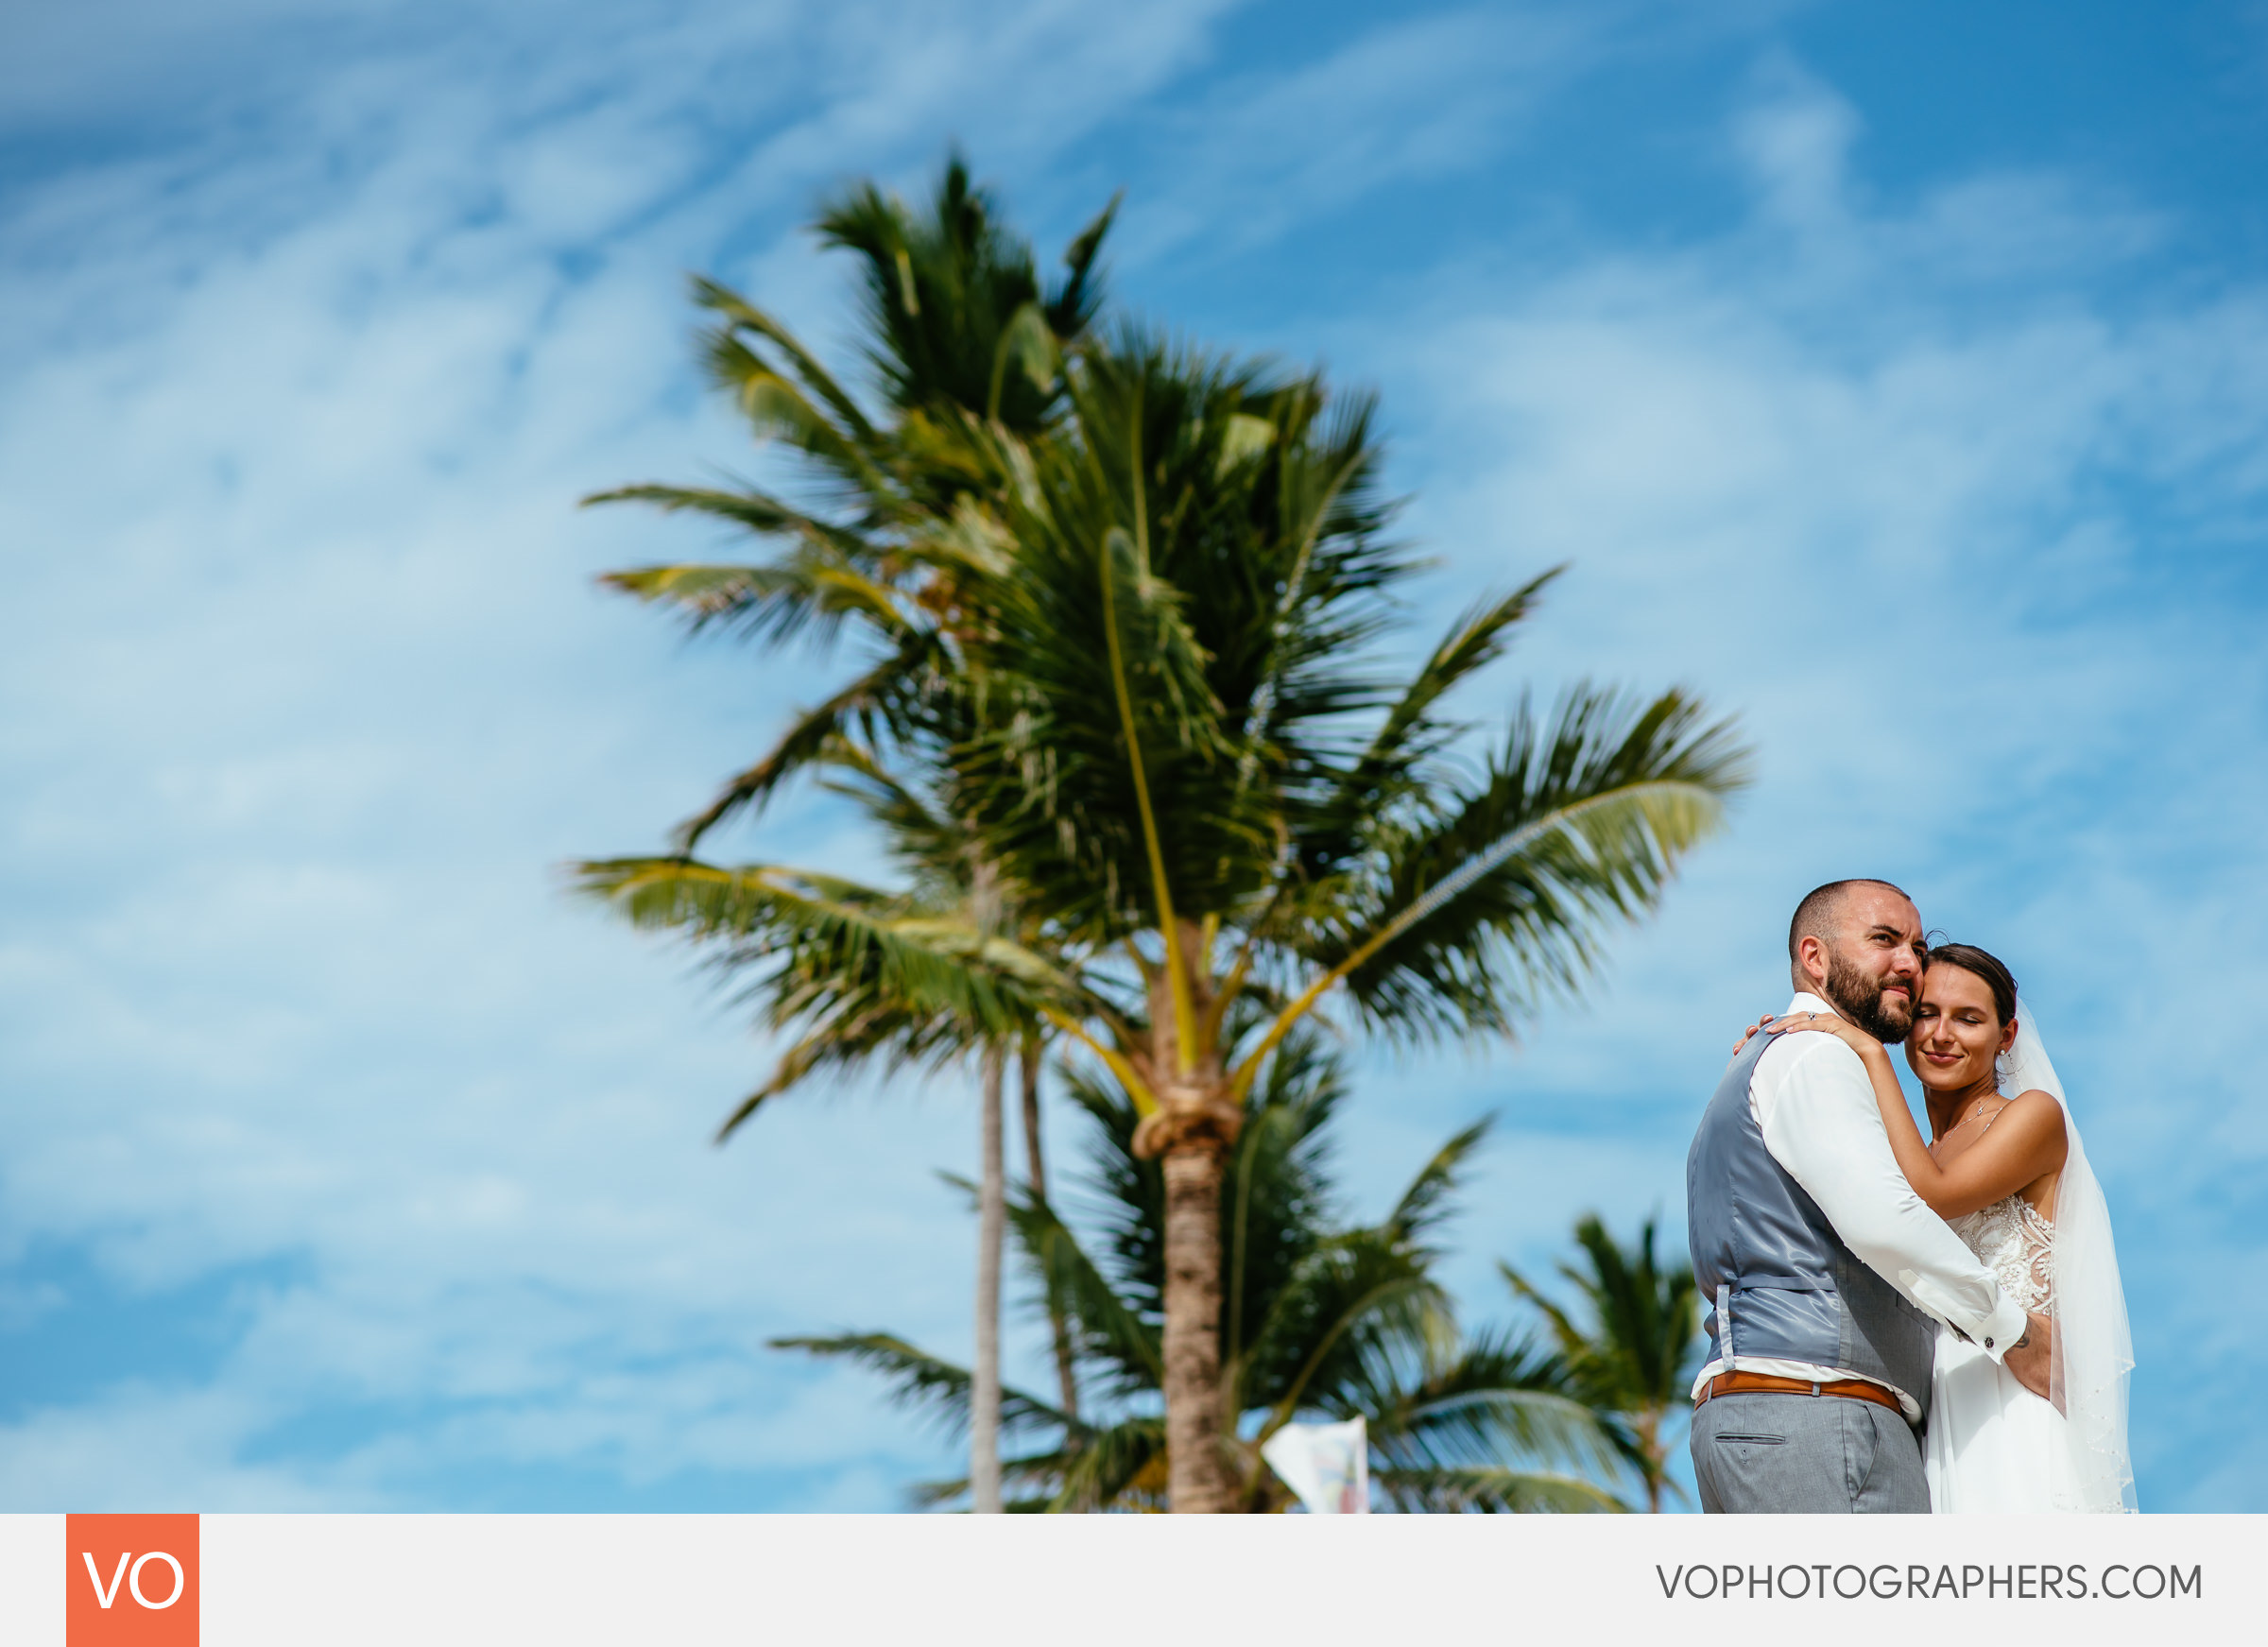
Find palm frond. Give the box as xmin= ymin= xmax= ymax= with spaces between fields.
xmin=1302 ymin=685 xmax=1753 ymax=1044
xmin=1500 ymin=1259 xmax=1589 ymax=1358
xmin=1247 ymin=1236 xmax=1450 ymax=1425
xmin=814 ymin=157 xmax=1108 ymax=437
xmin=592 ymin=541 xmax=915 ymax=650
xmin=1382 ymin=1118 xmax=1492 ymax=1245
xmin=1040 ymin=1415 xmax=1169 ymax=1512
xmin=570 ymin=858 xmax=1089 ymax=1072
xmin=1007 ymin=1190 xmax=1162 ymax=1395
xmin=769 ymin=1333 xmax=1068 ymax=1439
xmin=671 ymin=635 xmax=939 ymax=849
xmin=691 ymin=276 xmax=879 ymax=442
xmin=1504 ymin=1213 xmax=1705 ymax=1509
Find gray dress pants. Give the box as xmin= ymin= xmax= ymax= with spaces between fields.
xmin=1691 ymin=1391 xmax=1929 ymax=1513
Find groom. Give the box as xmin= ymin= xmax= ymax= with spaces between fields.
xmin=1686 ymin=879 xmax=2053 ymax=1513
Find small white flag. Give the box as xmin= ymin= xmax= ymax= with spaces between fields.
xmin=1260 ymin=1416 xmax=1369 ymax=1514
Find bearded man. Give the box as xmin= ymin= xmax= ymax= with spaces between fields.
xmin=1684 ymin=879 xmax=2053 ymax=1512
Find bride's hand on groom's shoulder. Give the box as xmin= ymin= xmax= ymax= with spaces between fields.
xmin=1728 ymin=1007 xmax=1869 ymax=1057
xmin=1728 ymin=1012 xmax=1774 ymax=1055
xmin=1764 ymin=1009 xmax=1887 ymax=1063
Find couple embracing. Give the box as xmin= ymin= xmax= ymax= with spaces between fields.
xmin=1686 ymin=879 xmax=2135 ymax=1513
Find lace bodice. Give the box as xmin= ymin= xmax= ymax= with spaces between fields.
xmin=1949 ymin=1195 xmax=2055 ymax=1314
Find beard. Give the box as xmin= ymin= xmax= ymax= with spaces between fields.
xmin=1822 ymin=950 xmax=1916 ymax=1043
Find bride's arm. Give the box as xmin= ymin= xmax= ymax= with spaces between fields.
xmin=1906 ymin=1090 xmax=2067 ymax=1218
xmin=1764 ymin=1016 xmax=2067 ymax=1219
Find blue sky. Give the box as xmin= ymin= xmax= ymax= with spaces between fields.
xmin=3 ymin=0 xmax=2264 ymax=1512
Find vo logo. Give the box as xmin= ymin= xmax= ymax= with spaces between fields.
xmin=66 ymin=1516 xmax=198 ymax=1646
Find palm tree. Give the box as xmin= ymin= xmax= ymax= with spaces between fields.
xmin=578 ymin=155 xmax=1114 ymax=1511
xmin=782 ymin=1030 xmax=1627 ymax=1511
xmin=1503 ymin=1213 xmax=1701 ymax=1513
xmin=917 ymin=331 xmax=1747 ymax=1509
xmin=582 ymin=321 xmax=1750 ymax=1510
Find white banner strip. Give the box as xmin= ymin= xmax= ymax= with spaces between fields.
xmin=7 ymin=1513 xmax=2262 ymax=1645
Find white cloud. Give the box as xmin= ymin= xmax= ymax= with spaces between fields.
xmin=3 ymin=5 xmax=2260 ymax=1513
xmin=0 ymin=1387 xmax=340 ymax=1513
xmin=1306 ymin=61 xmax=2268 ymax=1507
xmin=1111 ymin=1 xmax=1797 ymax=266
xmin=0 ymin=0 xmax=1240 ymax=1509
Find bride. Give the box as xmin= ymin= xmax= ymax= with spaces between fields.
xmin=1761 ymin=943 xmax=2136 ymax=1513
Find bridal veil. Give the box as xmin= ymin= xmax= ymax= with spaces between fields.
xmin=2003 ymin=1002 xmax=2138 ymax=1512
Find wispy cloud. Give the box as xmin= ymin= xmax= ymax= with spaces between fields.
xmin=1314 ymin=63 xmax=2268 ymax=1507
xmin=1108 ymin=1 xmax=1806 ymax=265
xmin=0 ymin=0 xmax=1245 ymax=1509
xmin=1 ymin=4 xmax=2260 ymax=1512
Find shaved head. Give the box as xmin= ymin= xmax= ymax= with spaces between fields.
xmin=1787 ymin=878 xmax=1925 ymax=1041
xmin=1788 ymin=879 xmax=1913 ymax=965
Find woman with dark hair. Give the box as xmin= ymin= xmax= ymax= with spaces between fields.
xmin=1760 ymin=945 xmax=2136 ymax=1511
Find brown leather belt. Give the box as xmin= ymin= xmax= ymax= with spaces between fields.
xmin=1694 ymin=1370 xmax=1908 ymax=1418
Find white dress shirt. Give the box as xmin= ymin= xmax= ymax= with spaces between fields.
xmin=1691 ymin=990 xmax=2031 ymax=1420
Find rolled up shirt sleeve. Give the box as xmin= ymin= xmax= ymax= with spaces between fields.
xmin=1754 ymin=1014 xmax=2031 ymax=1361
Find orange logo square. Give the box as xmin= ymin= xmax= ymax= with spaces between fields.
xmin=66 ymin=1515 xmax=198 ymax=1647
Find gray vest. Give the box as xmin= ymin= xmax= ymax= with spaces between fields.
xmin=1686 ymin=1030 xmax=1936 ymax=1419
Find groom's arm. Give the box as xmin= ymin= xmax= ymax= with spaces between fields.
xmin=1755 ymin=1037 xmax=2031 ymax=1361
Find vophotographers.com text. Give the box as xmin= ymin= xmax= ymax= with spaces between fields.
xmin=1657 ymin=1563 xmax=2201 ymax=1602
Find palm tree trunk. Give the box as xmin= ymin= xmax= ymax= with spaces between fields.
xmin=1641 ymin=1406 xmax=1664 ymax=1514
xmin=971 ymin=1043 xmax=1006 ymax=1513
xmin=1160 ymin=1139 xmax=1232 ymax=1512
xmin=1022 ymin=1040 xmax=1079 ymax=1422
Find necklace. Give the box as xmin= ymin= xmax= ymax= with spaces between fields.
xmin=1934 ymin=1092 xmax=2009 ymax=1150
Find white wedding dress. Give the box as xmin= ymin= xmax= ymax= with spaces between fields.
xmin=1925 ymin=1192 xmax=2078 ymax=1510
xmin=1922 ymin=1004 xmax=2137 ymax=1514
